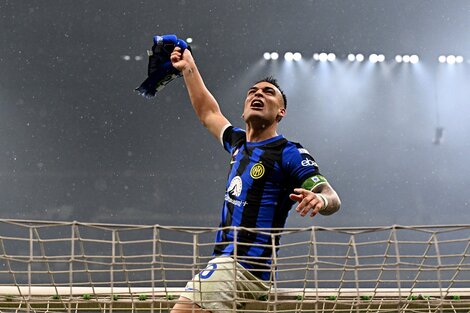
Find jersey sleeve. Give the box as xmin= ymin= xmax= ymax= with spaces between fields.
xmin=222 ymin=126 xmax=246 ymax=153
xmin=283 ymin=142 xmax=323 ymax=188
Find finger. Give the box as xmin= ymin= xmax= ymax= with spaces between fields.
xmin=171 ymin=48 xmax=182 ymax=55
xmin=295 ymin=196 xmax=310 ymax=213
xmin=309 ymin=203 xmax=323 ymax=217
xmin=289 ymin=193 xmax=303 ymax=202
xmin=301 ymin=194 xmax=324 ymax=217
xmin=293 ymin=188 xmax=309 ymax=196
xmin=170 ymin=54 xmax=179 ymax=63
xmin=182 ymin=48 xmax=192 ymax=58
xmin=297 ymin=196 xmax=314 ymax=216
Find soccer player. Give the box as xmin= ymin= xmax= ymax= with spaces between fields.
xmin=169 ymin=47 xmax=341 ymax=313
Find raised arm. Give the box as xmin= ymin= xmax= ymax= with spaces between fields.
xmin=171 ymin=47 xmax=230 ymax=141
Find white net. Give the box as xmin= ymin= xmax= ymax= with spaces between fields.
xmin=0 ymin=219 xmax=469 ymax=313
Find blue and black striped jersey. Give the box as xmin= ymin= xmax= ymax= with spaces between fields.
xmin=214 ymin=126 xmax=322 ymax=280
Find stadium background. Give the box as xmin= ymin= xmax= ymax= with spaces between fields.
xmin=1 ymin=0 xmax=469 ymax=228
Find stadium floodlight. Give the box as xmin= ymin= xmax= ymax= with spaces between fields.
xmin=270 ymin=52 xmax=279 ymax=60
xmin=327 ymin=53 xmax=336 ymax=62
xmin=319 ymin=53 xmax=328 ymax=62
xmin=122 ymin=55 xmax=131 ymax=61
xmin=347 ymin=54 xmax=355 ymax=62
xmin=313 ymin=53 xmax=320 ymax=61
xmin=186 ymin=37 xmax=193 ymax=44
xmin=437 ymin=55 xmax=465 ymax=64
xmin=369 ymin=54 xmax=378 ymax=63
xmin=284 ymin=52 xmax=294 ymax=61
xmin=293 ymin=52 xmax=302 ymax=61
xmin=395 ymin=55 xmax=403 ymax=63
xmin=263 ymin=52 xmax=271 ymax=60
xmin=410 ymin=55 xmax=419 ymax=64
xmin=377 ymin=54 xmax=385 ymax=62
xmin=446 ymin=55 xmax=456 ymax=64
xmin=402 ymin=55 xmax=410 ymax=63
xmin=356 ymin=54 xmax=364 ymax=62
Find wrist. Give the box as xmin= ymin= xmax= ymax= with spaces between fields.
xmin=315 ymin=193 xmax=329 ymax=211
xmin=181 ymin=65 xmax=195 ymax=76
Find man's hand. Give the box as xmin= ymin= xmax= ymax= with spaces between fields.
xmin=289 ymin=188 xmax=326 ymax=218
xmin=171 ymin=47 xmax=194 ymax=74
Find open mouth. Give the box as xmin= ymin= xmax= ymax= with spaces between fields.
xmin=250 ymin=99 xmax=264 ymax=109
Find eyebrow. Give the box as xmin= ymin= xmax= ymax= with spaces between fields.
xmin=248 ymin=86 xmax=276 ymax=93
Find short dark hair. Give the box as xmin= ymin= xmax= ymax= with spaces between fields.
xmin=255 ymin=76 xmax=287 ymax=109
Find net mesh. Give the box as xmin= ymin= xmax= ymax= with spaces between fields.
xmin=0 ymin=219 xmax=469 ymax=313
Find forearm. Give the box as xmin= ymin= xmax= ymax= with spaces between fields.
xmin=318 ymin=189 xmax=341 ymax=215
xmin=313 ymin=183 xmax=341 ymax=215
xmin=171 ymin=48 xmax=230 ymax=138
xmin=180 ymin=62 xmax=222 ymax=127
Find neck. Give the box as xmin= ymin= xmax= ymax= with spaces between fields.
xmin=245 ymin=122 xmax=279 ymax=142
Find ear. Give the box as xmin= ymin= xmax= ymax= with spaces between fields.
xmin=276 ymin=108 xmax=286 ymax=122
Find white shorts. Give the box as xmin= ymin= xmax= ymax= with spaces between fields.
xmin=178 ymin=256 xmax=270 ymax=313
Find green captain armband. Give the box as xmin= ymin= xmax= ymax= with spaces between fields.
xmin=301 ymin=175 xmax=328 ymax=191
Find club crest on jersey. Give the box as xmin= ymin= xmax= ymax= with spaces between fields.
xmin=227 ymin=176 xmax=242 ymax=197
xmin=250 ymin=162 xmax=265 ymax=179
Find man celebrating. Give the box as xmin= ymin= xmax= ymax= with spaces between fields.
xmin=169 ymin=46 xmax=341 ymax=313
